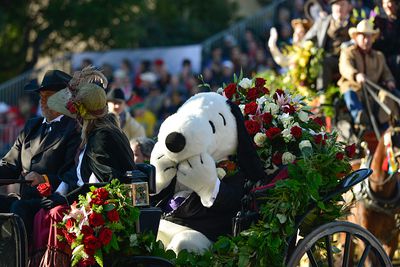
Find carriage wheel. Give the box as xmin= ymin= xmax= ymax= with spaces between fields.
xmin=287 ymin=221 xmax=392 ymax=267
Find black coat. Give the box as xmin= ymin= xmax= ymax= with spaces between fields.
xmin=155 ymin=171 xmax=245 ymax=241
xmin=0 ymin=116 xmax=81 ymax=190
xmin=60 ymin=127 xmax=136 ymax=190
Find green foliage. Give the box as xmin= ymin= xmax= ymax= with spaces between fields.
xmin=0 ymin=0 xmax=237 ymax=82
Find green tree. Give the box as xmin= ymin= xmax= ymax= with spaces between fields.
xmin=0 ymin=0 xmax=237 ymax=82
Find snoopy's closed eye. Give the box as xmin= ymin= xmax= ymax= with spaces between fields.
xmin=219 ymin=113 xmax=226 ymax=126
xmin=209 ymin=120 xmax=216 ymax=134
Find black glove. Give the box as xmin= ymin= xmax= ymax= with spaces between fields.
xmin=40 ymin=193 xmax=67 ymax=210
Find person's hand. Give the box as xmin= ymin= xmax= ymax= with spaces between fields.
xmin=268 ymin=27 xmax=278 ymax=49
xmin=387 ymin=81 xmax=396 ymax=91
xmin=40 ymin=193 xmax=67 ymax=210
xmin=355 ymin=73 xmax=366 ymax=84
xmin=23 ymin=171 xmax=46 ymax=186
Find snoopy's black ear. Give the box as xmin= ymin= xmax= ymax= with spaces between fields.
xmin=226 ymin=100 xmax=268 ymax=183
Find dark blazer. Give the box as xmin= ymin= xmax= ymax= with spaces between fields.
xmin=155 ymin=171 xmax=245 ymax=241
xmin=60 ymin=127 xmax=136 ymax=190
xmin=0 ymin=116 xmax=81 ymax=190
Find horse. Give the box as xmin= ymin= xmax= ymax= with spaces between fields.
xmin=347 ymin=119 xmax=400 ymax=265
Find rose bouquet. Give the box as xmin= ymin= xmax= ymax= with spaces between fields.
xmin=58 ymin=180 xmax=140 ymax=267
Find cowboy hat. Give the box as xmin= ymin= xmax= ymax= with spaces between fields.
xmin=107 ymin=88 xmax=126 ymax=103
xmin=348 ymin=19 xmax=380 ymax=40
xmin=291 ymin=18 xmax=312 ymax=31
xmin=24 ymin=70 xmax=72 ymax=92
xmin=47 ymin=83 xmax=108 ymax=120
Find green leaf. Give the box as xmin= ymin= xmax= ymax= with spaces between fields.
xmin=276 ymin=214 xmax=287 ymax=224
xmin=94 ymin=249 xmax=103 ymax=267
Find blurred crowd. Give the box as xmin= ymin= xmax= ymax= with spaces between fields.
xmin=0 ymin=0 xmax=399 ymax=156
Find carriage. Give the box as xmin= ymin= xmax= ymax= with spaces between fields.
xmin=0 ymin=165 xmax=393 ymax=267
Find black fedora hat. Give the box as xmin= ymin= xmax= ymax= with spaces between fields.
xmin=24 ymin=70 xmax=72 ymax=92
xmin=107 ymin=88 xmax=126 ymax=102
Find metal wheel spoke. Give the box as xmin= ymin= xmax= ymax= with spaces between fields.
xmin=357 ymin=244 xmax=371 ymax=267
xmin=342 ymin=232 xmax=352 ymax=267
xmin=306 ymin=246 xmax=319 ymax=267
xmin=325 ymin=235 xmax=334 ymax=267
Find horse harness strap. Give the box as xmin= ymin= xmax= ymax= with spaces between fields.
xmin=355 ymin=179 xmax=400 ymax=231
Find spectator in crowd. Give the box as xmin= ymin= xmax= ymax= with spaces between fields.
xmin=338 ymin=19 xmax=398 ymax=128
xmin=131 ymin=103 xmax=157 ymax=137
xmin=268 ymin=18 xmax=312 ymax=69
xmin=112 ymin=68 xmax=133 ymax=101
xmin=179 ymin=58 xmax=194 ymax=88
xmin=107 ymin=88 xmax=146 ymax=141
xmin=101 ymin=63 xmax=115 ymax=88
xmin=79 ymin=58 xmax=93 ymax=70
xmin=30 ymin=68 xmax=136 ymax=266
xmin=221 ymin=60 xmax=235 ymax=84
xmin=153 ymin=58 xmax=171 ymax=92
xmin=374 ymin=0 xmax=400 ymax=86
xmin=130 ymin=137 xmax=155 ymax=164
xmin=0 ymin=70 xmax=81 ymax=244
xmin=304 ymin=0 xmax=354 ymax=92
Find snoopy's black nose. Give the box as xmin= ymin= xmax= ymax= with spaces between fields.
xmin=165 ymin=132 xmax=186 ymax=153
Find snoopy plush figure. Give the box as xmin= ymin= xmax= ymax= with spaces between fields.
xmin=150 ymin=92 xmax=266 ymax=254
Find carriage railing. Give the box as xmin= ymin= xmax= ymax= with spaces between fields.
xmin=362 ymin=79 xmax=400 ymax=140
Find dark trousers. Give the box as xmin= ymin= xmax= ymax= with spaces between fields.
xmin=10 ymin=199 xmax=42 ymax=244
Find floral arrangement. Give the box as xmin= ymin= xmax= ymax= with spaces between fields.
xmin=171 ymin=76 xmax=355 ymax=266
xmin=281 ymin=41 xmax=324 ymax=97
xmin=58 ymin=180 xmax=141 ymax=266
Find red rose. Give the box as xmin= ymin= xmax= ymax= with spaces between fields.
xmin=107 ymin=209 xmax=120 ymax=222
xmin=223 ymin=83 xmax=237 ymax=99
xmin=79 ymin=256 xmax=96 ymax=267
xmin=89 ymin=212 xmax=105 ymax=227
xmin=62 ymin=229 xmax=76 ymax=245
xmin=260 ymin=86 xmax=270 ymax=95
xmin=255 ymin=77 xmax=266 ymax=88
xmin=81 ymin=225 xmax=94 ymax=236
xmin=83 ymin=235 xmax=101 ymax=250
xmin=37 ymin=183 xmax=52 ymax=197
xmin=290 ymin=126 xmax=302 ymax=139
xmin=313 ymin=117 xmax=324 ymax=127
xmin=272 ymin=152 xmax=283 ymax=165
xmin=314 ymin=134 xmax=324 ymax=145
xmin=98 ymin=227 xmax=113 ymax=245
xmin=336 ymin=152 xmax=344 ymax=160
xmin=266 ymin=127 xmax=281 ymax=139
xmin=66 ymin=101 xmax=77 ymax=114
xmin=345 ymin=143 xmax=356 ymax=158
xmin=246 ymin=88 xmax=259 ymax=101
xmin=65 ymin=218 xmax=76 ymax=230
xmin=244 ymin=120 xmax=261 ymax=135
xmin=94 ymin=187 xmax=109 ymax=200
xmin=244 ymin=102 xmax=258 ymax=115
xmin=84 ymin=248 xmax=96 ymax=256
xmin=90 ymin=196 xmax=104 ymax=206
xmin=283 ymin=104 xmax=296 ymax=114
xmin=262 ymin=112 xmax=273 ymax=125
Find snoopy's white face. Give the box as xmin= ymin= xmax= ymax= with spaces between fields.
xmin=156 ymin=92 xmax=238 ymax=163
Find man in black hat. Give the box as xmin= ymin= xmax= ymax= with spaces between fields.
xmin=0 ymin=70 xmax=81 ymax=241
xmin=303 ymin=0 xmax=354 ymax=92
xmin=107 ymin=88 xmax=146 ymax=142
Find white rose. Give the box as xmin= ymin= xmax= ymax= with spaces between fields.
xmin=256 ymin=95 xmax=267 ymax=105
xmin=239 ymin=104 xmax=245 ymax=115
xmin=280 ymin=113 xmax=294 ymax=128
xmin=217 ymin=168 xmax=226 ymax=180
xmin=238 ymin=78 xmax=252 ymax=89
xmin=282 ymin=152 xmax=296 ymax=165
xmin=299 ymin=140 xmax=312 ymax=150
xmin=254 ymin=132 xmax=267 ymax=147
xmin=281 ymin=128 xmax=293 ymax=142
xmin=264 ymin=103 xmax=279 ymax=115
xmin=217 ymin=87 xmax=224 ymax=94
xmin=298 ymin=110 xmax=309 ymax=122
